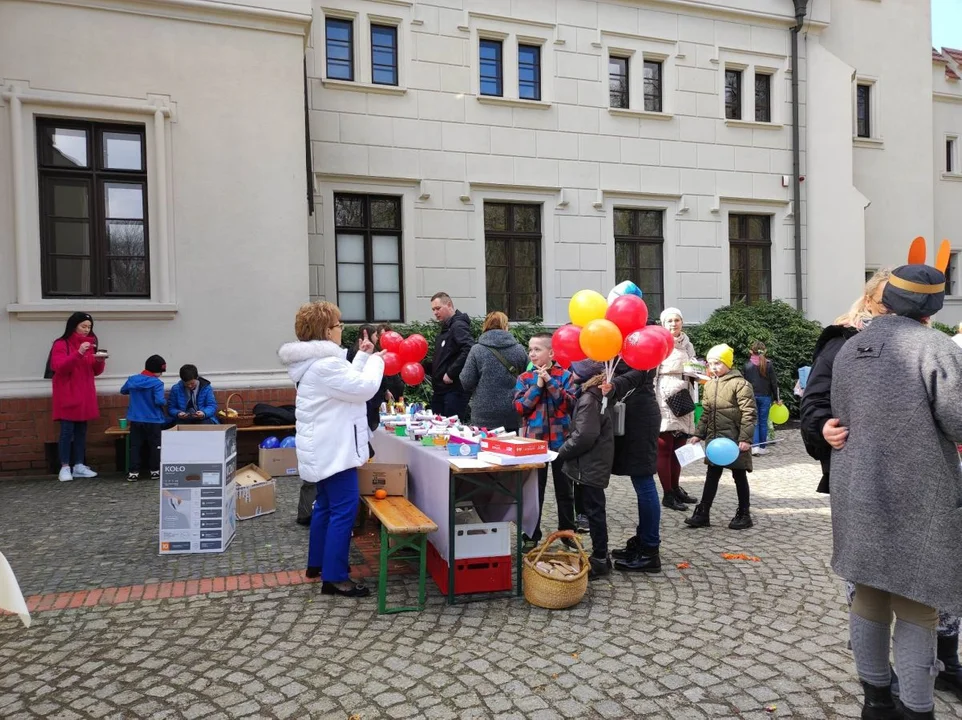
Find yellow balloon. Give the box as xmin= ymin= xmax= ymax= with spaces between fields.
xmin=569 ymin=290 xmax=608 ymax=328
xmin=770 ymin=403 xmax=789 ymax=425
xmin=579 ymin=319 xmax=623 ymax=362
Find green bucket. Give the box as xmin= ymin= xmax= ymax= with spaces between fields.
xmin=694 ymin=403 xmax=703 ymax=426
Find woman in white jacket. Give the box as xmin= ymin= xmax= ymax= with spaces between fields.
xmin=278 ymin=302 xmax=385 ymax=598
xmin=655 ymin=308 xmax=699 ymax=512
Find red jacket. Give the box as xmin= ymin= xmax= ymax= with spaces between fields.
xmin=50 ymin=333 xmax=105 ymax=421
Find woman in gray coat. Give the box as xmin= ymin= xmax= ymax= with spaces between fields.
xmin=830 ymin=263 xmax=962 ymax=720
xmin=459 ymin=312 xmax=528 ymax=430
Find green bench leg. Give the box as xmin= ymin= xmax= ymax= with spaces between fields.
xmin=376 ymin=527 xmax=430 ymax=615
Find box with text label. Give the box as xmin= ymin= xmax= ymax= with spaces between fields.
xmin=357 ymin=463 xmax=407 ymax=497
xmin=258 ymin=447 xmax=299 ymax=477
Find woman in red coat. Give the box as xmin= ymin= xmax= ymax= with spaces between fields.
xmin=46 ymin=313 xmax=106 ymax=481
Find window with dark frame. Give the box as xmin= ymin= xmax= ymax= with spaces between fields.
xmin=614 ymin=208 xmax=665 ymax=318
xmin=856 ymin=84 xmax=871 ymax=138
xmin=479 ymin=39 xmax=503 ymax=97
xmin=334 ymin=194 xmax=403 ymax=323
xmin=729 ymin=214 xmax=772 ymax=305
xmin=37 ymin=118 xmax=149 ymax=298
xmin=609 ymin=55 xmax=629 ymax=109
xmin=643 ymin=60 xmax=662 ymax=112
xmin=484 ymin=202 xmax=542 ymax=321
xmin=371 ymin=24 xmax=398 ymax=86
xmin=325 ymin=17 xmax=354 ymax=81
xmin=755 ymin=73 xmax=771 ymax=122
xmin=725 ymin=69 xmax=742 ymax=120
xmin=518 ymin=44 xmax=541 ymax=101
xmin=947 ymin=252 xmax=958 ymax=296
xmin=948 ymin=137 xmax=957 ymax=173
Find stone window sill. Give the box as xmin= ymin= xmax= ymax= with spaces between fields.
xmin=941 ymin=172 xmax=962 ymax=182
xmin=477 ymin=96 xmax=551 ymax=110
xmin=725 ymin=119 xmax=783 ymax=130
xmin=608 ymin=108 xmax=673 ymax=121
xmin=8 ymin=302 xmax=178 ymax=320
xmin=853 ymin=136 xmax=884 ymax=149
xmin=321 ymin=79 xmax=407 ymax=96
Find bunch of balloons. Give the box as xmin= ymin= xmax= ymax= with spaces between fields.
xmin=552 ymin=282 xmax=675 ymax=377
xmin=378 ymin=331 xmax=429 ymax=386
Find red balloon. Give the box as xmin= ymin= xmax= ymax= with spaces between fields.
xmin=622 ymin=328 xmax=670 ymax=371
xmin=554 ymin=352 xmax=573 ymax=369
xmin=382 ymin=352 xmax=401 ymax=376
xmin=552 ymin=324 xmax=587 ymax=364
xmin=605 ymin=295 xmax=649 ymax=338
xmin=400 ymin=362 xmax=425 ymax=386
xmin=399 ymin=334 xmax=429 ymax=363
xmin=380 ymin=331 xmax=403 ymax=353
xmin=648 ymin=325 xmax=675 ymax=357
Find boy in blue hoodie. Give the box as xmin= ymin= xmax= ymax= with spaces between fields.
xmin=121 ymin=355 xmax=167 ymax=482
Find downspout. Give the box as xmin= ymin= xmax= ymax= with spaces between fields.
xmin=791 ymin=0 xmax=809 ymax=312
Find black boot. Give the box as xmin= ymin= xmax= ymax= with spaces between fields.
xmin=896 ymin=705 xmax=935 ymax=720
xmin=615 ymin=545 xmax=661 ymax=573
xmin=684 ymin=503 xmax=710 ymax=528
xmin=937 ymin=634 xmax=962 ymax=698
xmin=729 ymin=507 xmax=754 ymax=530
xmin=611 ymin=536 xmax=639 ymax=561
xmin=675 ymin=486 xmax=697 ymax=504
xmin=859 ymin=681 xmax=901 ymax=720
xmin=588 ymin=554 xmax=612 ymax=581
xmin=662 ymin=489 xmax=687 ymax=512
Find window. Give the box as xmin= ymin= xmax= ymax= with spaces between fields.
xmin=479 ymin=39 xmax=503 ymax=97
xmin=518 ymin=44 xmax=541 ymax=101
xmin=725 ymin=69 xmax=742 ymax=120
xmin=614 ymin=209 xmax=664 ymax=318
xmin=37 ymin=118 xmax=149 ymax=298
xmin=643 ymin=60 xmax=662 ymax=112
xmin=856 ymin=84 xmax=871 ymax=138
xmin=948 ymin=137 xmax=957 ymax=173
xmin=729 ymin=214 xmax=771 ymax=305
xmin=371 ymin=25 xmax=398 ymax=86
xmin=326 ymin=18 xmax=354 ymax=81
xmin=947 ymin=252 xmax=958 ymax=296
xmin=609 ymin=56 xmax=629 ymax=109
xmin=755 ymin=73 xmax=771 ymax=122
xmin=484 ymin=203 xmax=541 ymax=320
xmin=334 ymin=194 xmax=403 ymax=322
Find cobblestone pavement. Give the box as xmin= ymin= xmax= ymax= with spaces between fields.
xmin=1 ymin=429 xmax=960 ymax=719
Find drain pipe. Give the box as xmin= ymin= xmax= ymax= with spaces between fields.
xmin=791 ymin=0 xmax=808 ymax=312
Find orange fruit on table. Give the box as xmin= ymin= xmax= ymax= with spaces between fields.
xmin=374 ymin=489 xmax=388 ymax=500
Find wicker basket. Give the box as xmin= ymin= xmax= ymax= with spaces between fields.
xmin=522 ymin=530 xmax=589 ymax=610
xmin=216 ymin=392 xmax=255 ymax=428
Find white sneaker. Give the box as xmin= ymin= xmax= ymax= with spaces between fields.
xmin=58 ymin=466 xmax=74 ymax=482
xmin=72 ymin=464 xmax=98 ymax=478
xmin=751 ymin=447 xmax=760 ymax=456
xmin=756 ymin=448 xmax=769 ymax=456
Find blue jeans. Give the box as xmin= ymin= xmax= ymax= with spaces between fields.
xmin=58 ymin=420 xmax=87 ymax=466
xmin=630 ymin=474 xmax=661 ymax=548
xmin=753 ymin=395 xmax=772 ymax=448
xmin=307 ymin=468 xmax=359 ymax=583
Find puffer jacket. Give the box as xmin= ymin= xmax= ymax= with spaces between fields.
xmin=459 ymin=329 xmax=528 ymax=430
xmin=694 ymin=369 xmax=757 ymax=471
xmin=50 ymin=333 xmax=106 ymax=421
xmin=277 ymin=340 xmax=384 ymax=484
xmin=655 ymin=332 xmax=697 ymax=435
xmin=557 ymin=384 xmax=614 ymax=489
xmin=610 ymin=361 xmax=660 ymax=477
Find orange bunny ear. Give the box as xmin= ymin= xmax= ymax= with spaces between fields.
xmin=935 ymin=240 xmax=952 ymax=274
xmin=908 ymin=236 xmax=927 ymax=264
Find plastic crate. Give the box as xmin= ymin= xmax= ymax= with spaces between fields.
xmin=427 ymin=542 xmax=512 ymax=595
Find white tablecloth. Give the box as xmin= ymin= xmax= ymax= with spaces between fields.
xmin=371 ymin=430 xmax=540 ymax=559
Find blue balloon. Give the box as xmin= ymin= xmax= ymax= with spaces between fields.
xmin=259 ymin=436 xmax=280 ymax=449
xmin=279 ymin=436 xmax=297 ymax=448
xmin=705 ymin=438 xmax=740 ymax=466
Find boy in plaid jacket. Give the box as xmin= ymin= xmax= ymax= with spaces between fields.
xmin=513 ymin=333 xmax=579 ymax=546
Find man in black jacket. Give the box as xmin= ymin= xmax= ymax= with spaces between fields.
xmin=429 ymin=292 xmax=474 ymax=418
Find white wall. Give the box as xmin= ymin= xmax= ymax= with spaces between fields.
xmin=307 ymin=0 xmax=809 ymax=325
xmin=932 ymin=52 xmax=962 ymax=325
xmin=0 ymin=0 xmax=311 ymax=398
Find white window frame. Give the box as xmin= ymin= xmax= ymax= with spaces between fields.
xmin=469 ymin=14 xmax=555 ymax=109
xmin=318 ymin=5 xmax=409 ymax=95
xmin=718 ymin=201 xmax=790 ymax=306
xmin=2 ymin=83 xmax=176 ymax=319
xmin=853 ymin=75 xmax=882 ymax=148
xmin=943 ymin=134 xmax=962 ymax=179
xmin=600 ymin=31 xmax=676 ymax=120
xmin=946 ymin=251 xmax=960 ymax=297
xmin=716 ymin=48 xmax=785 ymax=129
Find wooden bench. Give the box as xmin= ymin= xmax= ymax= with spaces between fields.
xmin=363 ymin=495 xmax=437 ymax=615
xmin=105 ymin=424 xmax=295 ymax=473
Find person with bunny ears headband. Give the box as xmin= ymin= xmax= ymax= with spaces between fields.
xmin=828 ymin=237 xmax=962 ymax=719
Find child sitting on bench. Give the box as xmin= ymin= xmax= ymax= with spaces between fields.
xmin=166 ymin=364 xmax=219 ymax=425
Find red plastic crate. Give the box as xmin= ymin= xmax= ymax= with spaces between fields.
xmin=426 ymin=542 xmax=512 ymax=595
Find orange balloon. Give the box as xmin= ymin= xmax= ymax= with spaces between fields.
xmin=579 ymin=319 xmax=623 ymax=361
xmin=374 ymin=489 xmax=388 ymax=500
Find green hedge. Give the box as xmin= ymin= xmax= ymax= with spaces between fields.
xmin=342 ymin=319 xmax=548 ymax=406
xmin=932 ymin=320 xmax=956 ymax=337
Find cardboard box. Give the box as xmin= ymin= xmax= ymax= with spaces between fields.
xmin=159 ymin=425 xmax=238 ymax=554
xmin=235 ymin=464 xmax=276 ymax=520
xmin=480 ymin=436 xmax=548 ymax=457
xmin=258 ymin=447 xmax=299 ymax=477
xmin=357 ymin=463 xmax=407 ymax=497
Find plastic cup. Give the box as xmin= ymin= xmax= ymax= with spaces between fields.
xmin=119 ymin=418 xmax=128 ymax=429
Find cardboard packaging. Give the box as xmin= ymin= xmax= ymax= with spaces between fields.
xmin=257 ymin=447 xmax=299 ymax=477
xmin=159 ymin=425 xmax=238 ymax=554
xmin=357 ymin=463 xmax=407 ymax=497
xmin=235 ymin=464 xmax=276 ymax=520
xmin=480 ymin=437 xmax=548 ymax=457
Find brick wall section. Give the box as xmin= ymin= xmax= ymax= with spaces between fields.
xmin=0 ymin=387 xmax=296 ymax=478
